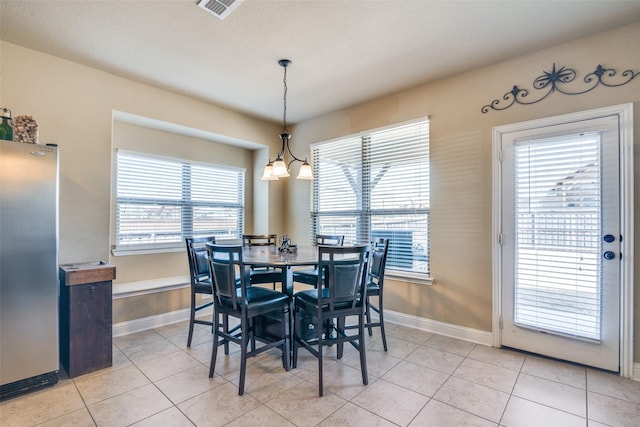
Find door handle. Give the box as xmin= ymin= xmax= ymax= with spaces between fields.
xmin=603 ymin=251 xmax=616 ymax=260
xmin=603 ymin=234 xmax=615 ymax=243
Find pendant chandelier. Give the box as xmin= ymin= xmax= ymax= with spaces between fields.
xmin=261 ymin=59 xmax=313 ymax=181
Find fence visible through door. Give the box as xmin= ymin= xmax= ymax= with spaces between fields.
xmin=498 ymin=112 xmax=624 ymax=372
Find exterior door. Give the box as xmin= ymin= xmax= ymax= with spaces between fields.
xmin=499 ymin=114 xmax=620 ymax=371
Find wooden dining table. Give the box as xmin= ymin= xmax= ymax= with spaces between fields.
xmin=240 ymin=244 xmax=370 ymax=355
xmin=242 ymin=244 xmax=318 ymax=296
xmin=241 ymin=244 xmax=319 ymax=347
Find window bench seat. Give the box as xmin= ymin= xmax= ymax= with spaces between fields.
xmin=112 ymin=275 xmax=190 ymax=299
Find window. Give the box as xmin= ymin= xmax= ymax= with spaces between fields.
xmin=114 ymin=150 xmax=244 ymax=254
xmin=514 ymin=133 xmax=602 ymax=339
xmin=311 ymin=119 xmax=430 ymax=275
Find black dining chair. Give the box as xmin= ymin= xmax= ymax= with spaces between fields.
xmin=292 ymin=244 xmax=369 ymax=397
xmin=242 ymin=234 xmax=283 ymax=289
xmin=206 ymin=243 xmax=290 ymax=396
xmin=292 ymin=234 xmax=344 ymax=288
xmin=363 ymin=238 xmax=390 ymax=351
xmin=185 ymin=236 xmax=216 ymax=347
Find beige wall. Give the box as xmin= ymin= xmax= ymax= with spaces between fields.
xmin=0 ymin=41 xmax=284 ymax=265
xmin=290 ymin=22 xmax=640 ymax=353
xmin=1 ymin=41 xmax=282 ymax=323
xmin=2 ymin=21 xmax=640 ymax=359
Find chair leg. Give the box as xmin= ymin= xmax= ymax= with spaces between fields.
xmin=238 ymin=317 xmax=249 ymax=396
xmin=187 ymin=293 xmax=197 ymax=347
xmin=223 ymin=315 xmax=230 ymax=355
xmin=317 ymin=323 xmax=324 ymax=397
xmin=378 ymin=294 xmax=388 ymax=352
xmin=366 ymin=296 xmax=373 ymax=337
xmin=336 ymin=317 xmax=345 ymax=359
xmin=292 ymin=306 xmax=300 ymax=369
xmin=358 ymin=314 xmax=369 ymax=386
xmin=324 ymin=318 xmax=334 ymax=343
xmin=282 ymin=307 xmax=291 ymax=371
xmin=209 ymin=311 xmax=220 ymax=378
xmin=211 ymin=309 xmax=216 ymax=334
xmin=249 ymin=318 xmax=256 ymax=352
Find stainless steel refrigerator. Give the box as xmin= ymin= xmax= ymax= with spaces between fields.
xmin=0 ymin=140 xmax=59 ymax=399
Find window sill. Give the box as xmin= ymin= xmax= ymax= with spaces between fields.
xmin=111 ymin=246 xmax=183 ymax=256
xmin=385 ymin=271 xmax=434 ymax=285
xmin=111 ymin=238 xmax=242 ymax=256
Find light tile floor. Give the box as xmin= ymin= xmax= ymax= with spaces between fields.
xmin=2 ymin=320 xmax=640 ymax=426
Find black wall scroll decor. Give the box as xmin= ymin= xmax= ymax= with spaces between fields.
xmin=481 ymin=63 xmax=640 ymax=113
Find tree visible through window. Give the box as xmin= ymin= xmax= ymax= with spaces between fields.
xmin=311 ymin=119 xmax=430 ymax=275
xmin=115 ymin=150 xmax=244 ymax=253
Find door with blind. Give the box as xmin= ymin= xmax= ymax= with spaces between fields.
xmin=499 ymin=114 xmax=620 ymax=371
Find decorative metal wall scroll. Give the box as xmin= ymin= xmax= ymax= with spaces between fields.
xmin=481 ymin=63 xmax=640 ymax=113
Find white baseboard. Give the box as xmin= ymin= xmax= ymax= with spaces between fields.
xmin=384 ymin=309 xmax=494 ymax=347
xmin=112 ymin=306 xmax=213 ymax=337
xmin=113 ymin=306 xmax=491 ymax=347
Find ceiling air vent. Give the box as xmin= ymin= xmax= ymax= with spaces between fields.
xmin=197 ymin=0 xmax=243 ymax=20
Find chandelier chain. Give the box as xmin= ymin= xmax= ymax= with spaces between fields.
xmin=282 ymin=64 xmax=288 ymax=133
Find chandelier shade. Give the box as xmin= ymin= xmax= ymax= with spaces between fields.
xmin=296 ymin=161 xmax=313 ymax=180
xmin=271 ymin=157 xmax=289 ymax=178
xmin=261 ymin=59 xmax=313 ymax=181
xmin=261 ymin=162 xmax=278 ymax=180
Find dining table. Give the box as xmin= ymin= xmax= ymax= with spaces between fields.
xmin=241 ymin=244 xmax=319 ymax=346
xmin=242 ymin=244 xmax=318 ymax=297
xmin=240 ymin=244 xmax=373 ymax=357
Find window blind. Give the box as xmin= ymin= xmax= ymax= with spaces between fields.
xmin=115 ymin=150 xmax=244 ymax=252
xmin=311 ymin=119 xmax=430 ymax=275
xmin=514 ymin=133 xmax=601 ymax=340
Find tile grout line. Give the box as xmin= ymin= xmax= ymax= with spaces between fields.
xmin=10 ymin=322 xmax=640 ymax=427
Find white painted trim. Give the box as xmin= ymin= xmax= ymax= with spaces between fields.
xmin=385 ymin=271 xmax=434 ymax=286
xmin=112 ymin=306 xmax=213 ymax=337
xmin=633 ymin=363 xmax=640 ymax=382
xmin=492 ymin=127 xmax=503 ymax=348
xmin=618 ymin=103 xmax=635 ymax=379
xmin=384 ymin=309 xmax=493 ymax=347
xmin=492 ymin=103 xmax=634 ymax=378
xmin=113 ymin=110 xmax=263 ymax=150
xmin=113 ymin=306 xmax=492 ymax=348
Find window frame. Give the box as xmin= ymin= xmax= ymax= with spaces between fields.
xmin=112 ymin=149 xmax=245 ymax=255
xmin=310 ymin=118 xmax=431 ymax=279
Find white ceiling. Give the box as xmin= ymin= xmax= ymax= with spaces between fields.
xmin=2 ymin=1 xmax=640 ymax=124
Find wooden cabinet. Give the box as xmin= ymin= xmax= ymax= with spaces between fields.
xmin=59 ymin=262 xmax=115 ymax=378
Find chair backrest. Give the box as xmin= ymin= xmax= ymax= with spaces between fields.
xmin=316 ymin=245 xmax=369 ymax=311
xmin=369 ymin=238 xmax=389 ymax=287
xmin=186 ymin=236 xmax=216 ymax=284
xmin=315 ymin=234 xmax=344 ymax=246
xmin=242 ymin=234 xmax=277 ymax=247
xmin=206 ymin=243 xmax=250 ymax=310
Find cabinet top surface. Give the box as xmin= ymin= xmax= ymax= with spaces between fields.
xmin=60 ymin=261 xmax=116 ymax=285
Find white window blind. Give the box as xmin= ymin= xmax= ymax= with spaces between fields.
xmin=514 ymin=133 xmax=601 ymax=340
xmin=115 ymin=150 xmax=244 ymax=253
xmin=312 ymin=119 xmax=430 ymax=275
